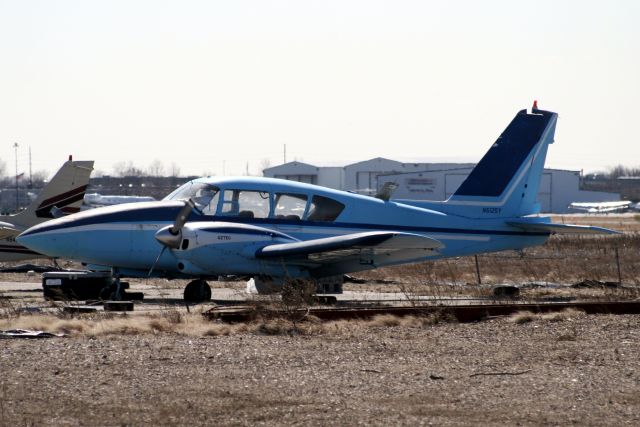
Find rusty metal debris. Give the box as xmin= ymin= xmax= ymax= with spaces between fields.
xmin=0 ymin=329 xmax=65 ymax=339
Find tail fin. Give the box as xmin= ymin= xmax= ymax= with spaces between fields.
xmin=12 ymin=159 xmax=94 ymax=226
xmin=446 ymin=103 xmax=557 ymax=217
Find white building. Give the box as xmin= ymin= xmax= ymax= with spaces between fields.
xmin=263 ymin=159 xmax=620 ymax=213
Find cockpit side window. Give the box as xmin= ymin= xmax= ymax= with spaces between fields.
xmin=193 ymin=187 xmax=219 ymax=215
xmin=220 ymin=190 xmax=270 ymax=218
xmin=305 ymin=195 xmax=345 ymax=222
xmin=273 ymin=193 xmax=307 ymax=221
xmin=164 ymin=182 xmax=219 ymax=215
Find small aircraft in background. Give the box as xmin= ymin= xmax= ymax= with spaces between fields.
xmin=83 ymin=193 xmax=155 ymax=209
xmin=568 ymin=200 xmax=637 ymax=214
xmin=18 ymin=103 xmax=618 ymax=301
xmin=0 ymin=158 xmax=94 ymax=261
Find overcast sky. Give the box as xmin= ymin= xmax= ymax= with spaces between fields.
xmin=1 ymin=0 xmax=638 ymax=178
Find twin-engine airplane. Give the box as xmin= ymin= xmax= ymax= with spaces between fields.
xmin=0 ymin=158 xmax=93 ymax=261
xmin=17 ymin=104 xmax=617 ymax=301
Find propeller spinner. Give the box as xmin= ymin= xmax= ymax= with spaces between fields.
xmin=155 ymin=199 xmax=196 ymax=249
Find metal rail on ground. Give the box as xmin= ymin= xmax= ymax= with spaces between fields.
xmin=203 ymin=301 xmax=640 ymax=323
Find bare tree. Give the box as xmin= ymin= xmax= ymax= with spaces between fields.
xmin=169 ymin=162 xmax=181 ymax=177
xmin=147 ymin=159 xmax=165 ymax=177
xmin=608 ymin=165 xmax=627 ymax=179
xmin=31 ymin=170 xmax=49 ymax=187
xmin=0 ymin=159 xmax=6 ymax=178
xmin=259 ymin=158 xmax=272 ymax=176
xmin=113 ymin=161 xmax=144 ymax=177
xmin=606 ymin=164 xmax=640 ymax=179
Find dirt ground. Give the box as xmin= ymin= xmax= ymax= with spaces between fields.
xmin=1 ymin=312 xmax=638 ymax=426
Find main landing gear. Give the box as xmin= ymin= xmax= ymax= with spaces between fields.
xmin=184 ymin=279 xmax=212 ymax=303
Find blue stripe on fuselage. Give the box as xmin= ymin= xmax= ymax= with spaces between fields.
xmin=213 ymin=217 xmax=549 ymax=237
xmin=20 ymin=203 xmax=186 ymax=237
xmin=20 ymin=204 xmax=549 ymax=238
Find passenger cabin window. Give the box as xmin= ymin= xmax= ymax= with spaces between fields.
xmin=306 ymin=195 xmax=345 ymax=222
xmin=274 ymin=193 xmax=307 ymax=221
xmin=220 ymin=190 xmax=270 ymax=218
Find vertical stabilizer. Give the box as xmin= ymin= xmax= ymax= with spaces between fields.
xmin=446 ymin=103 xmax=557 ymax=217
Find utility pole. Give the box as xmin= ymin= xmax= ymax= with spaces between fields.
xmin=13 ymin=142 xmax=19 ymax=211
xmin=29 ymin=146 xmax=33 ymax=188
xmin=283 ymin=144 xmax=286 ymax=164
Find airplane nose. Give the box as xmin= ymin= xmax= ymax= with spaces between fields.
xmin=18 ymin=201 xmax=187 ymax=262
xmin=17 ymin=217 xmax=77 ymax=258
xmin=15 ymin=232 xmax=43 ymax=254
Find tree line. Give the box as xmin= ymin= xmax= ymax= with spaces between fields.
xmin=0 ymin=158 xmax=185 ymax=185
xmin=603 ymin=165 xmax=640 ymax=179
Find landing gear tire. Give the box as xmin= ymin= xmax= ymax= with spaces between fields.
xmin=184 ymin=279 xmax=211 ymax=303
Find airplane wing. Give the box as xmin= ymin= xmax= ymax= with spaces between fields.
xmin=256 ymin=231 xmax=443 ymax=269
xmin=507 ymin=220 xmax=620 ymax=235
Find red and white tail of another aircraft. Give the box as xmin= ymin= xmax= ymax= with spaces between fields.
xmin=568 ymin=201 xmax=634 ymax=214
xmin=0 ymin=159 xmax=94 ymax=261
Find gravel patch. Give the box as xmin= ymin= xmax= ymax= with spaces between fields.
xmin=1 ymin=314 xmax=639 ymax=426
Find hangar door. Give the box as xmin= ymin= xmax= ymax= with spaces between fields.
xmin=444 ymin=174 xmax=469 ymax=198
xmin=538 ymin=173 xmax=552 ymax=213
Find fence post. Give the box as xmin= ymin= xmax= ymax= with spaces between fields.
xmin=475 ymin=255 xmax=482 ymax=285
xmin=615 ymin=247 xmax=622 ymax=285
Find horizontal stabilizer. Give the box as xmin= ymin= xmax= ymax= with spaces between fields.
xmin=256 ymin=231 xmax=443 ymax=259
xmin=507 ymin=220 xmax=620 ymax=235
xmin=0 ymin=222 xmax=23 ymax=240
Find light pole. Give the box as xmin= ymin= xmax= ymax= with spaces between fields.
xmin=13 ymin=142 xmax=18 ymax=211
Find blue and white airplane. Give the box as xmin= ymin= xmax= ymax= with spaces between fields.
xmin=17 ymin=103 xmax=616 ymax=301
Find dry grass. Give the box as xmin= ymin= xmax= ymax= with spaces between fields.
xmin=508 ymin=308 xmax=586 ymax=324
xmin=350 ymin=230 xmax=640 ymax=296
xmin=0 ymin=311 xmax=250 ymax=337
xmin=364 ymin=312 xmax=454 ymax=327
xmin=0 ymin=309 xmax=461 ymax=338
xmin=540 ymin=308 xmax=584 ymax=322
xmin=509 ymin=311 xmax=537 ymax=324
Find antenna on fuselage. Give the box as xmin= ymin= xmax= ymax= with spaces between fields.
xmin=375 ymin=182 xmax=398 ymax=202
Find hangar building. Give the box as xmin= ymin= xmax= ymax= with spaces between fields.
xmin=263 ymin=158 xmax=620 ymax=214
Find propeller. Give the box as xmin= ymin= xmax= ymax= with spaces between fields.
xmin=148 ymin=199 xmax=195 ymax=277
xmin=155 ymin=199 xmax=195 ymax=249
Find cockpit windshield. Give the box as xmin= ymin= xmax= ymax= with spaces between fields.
xmin=164 ymin=182 xmax=219 ymax=214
